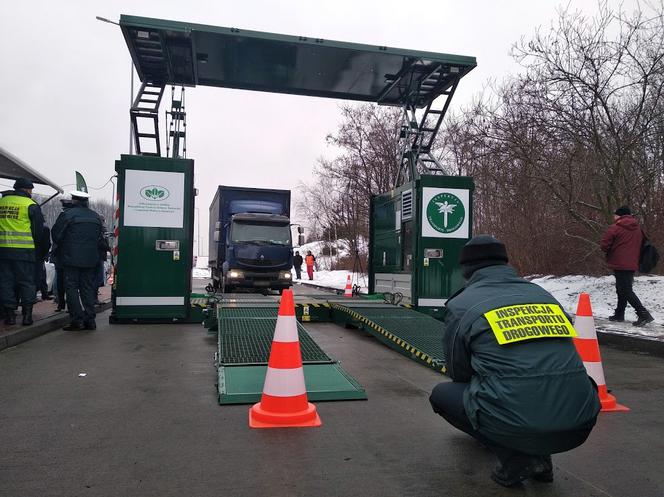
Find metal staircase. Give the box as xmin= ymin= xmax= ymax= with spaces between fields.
xmin=390 ymin=63 xmax=462 ymax=187
xmin=130 ymin=82 xmax=165 ymax=156
xmin=165 ymin=86 xmax=187 ymax=159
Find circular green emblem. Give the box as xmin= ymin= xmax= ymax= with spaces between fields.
xmin=140 ymin=185 xmax=170 ymax=201
xmin=426 ymin=193 xmax=465 ymax=233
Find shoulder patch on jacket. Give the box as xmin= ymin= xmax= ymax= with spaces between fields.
xmin=484 ymin=304 xmax=576 ymax=345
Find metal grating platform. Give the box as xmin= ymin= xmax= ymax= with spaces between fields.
xmin=214 ymin=296 xmax=366 ymax=404
xmin=329 ymin=303 xmax=446 ymax=373
xmin=218 ymin=319 xmax=332 ymax=364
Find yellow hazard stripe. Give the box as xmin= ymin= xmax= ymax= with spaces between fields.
xmin=332 ymin=303 xmax=440 ymax=370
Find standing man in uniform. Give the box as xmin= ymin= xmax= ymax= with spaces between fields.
xmin=52 ymin=191 xmax=104 ymax=331
xmin=600 ymin=206 xmax=654 ymax=326
xmin=293 ymin=251 xmax=303 ymax=280
xmin=430 ymin=235 xmax=600 ymax=487
xmin=0 ymin=178 xmax=44 ymax=325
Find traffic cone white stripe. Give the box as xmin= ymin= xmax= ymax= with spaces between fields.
xmin=573 ymin=315 xmax=596 ymax=339
xmin=273 ymin=315 xmax=299 ymax=343
xmin=573 ymin=292 xmax=629 ymax=412
xmin=263 ymin=367 xmax=307 ymax=397
xmin=582 ymin=361 xmax=607 ymax=387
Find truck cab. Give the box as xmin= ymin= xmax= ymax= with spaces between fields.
xmin=223 ymin=213 xmax=293 ymax=292
xmin=209 ymin=186 xmax=295 ymax=293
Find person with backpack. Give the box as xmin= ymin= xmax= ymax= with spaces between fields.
xmin=600 ymin=206 xmax=654 ymax=327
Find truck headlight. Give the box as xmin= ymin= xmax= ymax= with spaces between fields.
xmin=281 ymin=271 xmax=292 ymax=279
xmin=229 ymin=270 xmax=242 ymax=278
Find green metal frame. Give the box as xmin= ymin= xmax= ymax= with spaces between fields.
xmin=119 ymin=15 xmax=475 ymax=108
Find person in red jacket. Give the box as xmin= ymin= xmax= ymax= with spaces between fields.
xmin=600 ymin=206 xmax=654 ymax=327
xmin=305 ymin=251 xmax=316 ymax=280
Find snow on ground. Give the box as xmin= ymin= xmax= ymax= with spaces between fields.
xmin=295 ymin=270 xmax=664 ymax=339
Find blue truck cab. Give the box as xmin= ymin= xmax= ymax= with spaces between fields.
xmin=208 ymin=186 xmax=293 ymax=292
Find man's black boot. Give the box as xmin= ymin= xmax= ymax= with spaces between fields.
xmin=83 ymin=320 xmax=96 ymax=330
xmin=491 ymin=455 xmax=547 ymax=487
xmin=4 ymin=308 xmax=16 ymax=325
xmin=633 ymin=311 xmax=654 ymax=327
xmin=22 ymin=306 xmax=33 ymax=326
xmin=63 ymin=321 xmax=85 ymax=331
xmin=532 ymin=455 xmax=554 ymax=482
xmin=608 ymin=313 xmax=624 ymax=322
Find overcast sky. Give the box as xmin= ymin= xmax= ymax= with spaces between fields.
xmin=0 ymin=0 xmax=636 ymax=254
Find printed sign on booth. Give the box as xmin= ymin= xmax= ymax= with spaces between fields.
xmin=124 ymin=170 xmax=185 ymax=228
xmin=421 ymin=187 xmax=470 ymax=238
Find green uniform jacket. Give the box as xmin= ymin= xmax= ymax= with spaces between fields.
xmin=51 ymin=204 xmax=103 ymax=268
xmin=443 ymin=264 xmax=600 ymax=454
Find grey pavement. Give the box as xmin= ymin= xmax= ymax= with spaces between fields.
xmin=1 ymin=285 xmax=663 ymax=497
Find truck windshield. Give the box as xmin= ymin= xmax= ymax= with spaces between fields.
xmin=231 ymin=222 xmax=291 ymax=246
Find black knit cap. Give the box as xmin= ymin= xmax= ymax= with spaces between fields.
xmin=459 ymin=235 xmax=509 ymax=278
xmin=14 ymin=177 xmax=34 ymax=190
xmin=614 ymin=206 xmax=631 ymax=216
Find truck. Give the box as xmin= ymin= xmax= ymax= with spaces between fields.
xmin=208 ymin=186 xmax=298 ymax=293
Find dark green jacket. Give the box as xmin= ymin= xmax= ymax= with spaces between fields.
xmin=51 ymin=204 xmax=103 ymax=268
xmin=443 ymin=264 xmax=600 ymax=454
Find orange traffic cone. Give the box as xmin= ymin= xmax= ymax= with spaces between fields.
xmin=344 ymin=274 xmax=353 ymax=298
xmin=249 ymin=289 xmax=322 ymax=428
xmin=573 ymin=293 xmax=629 ymax=412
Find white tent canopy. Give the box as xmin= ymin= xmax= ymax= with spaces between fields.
xmin=0 ymin=145 xmax=63 ymax=194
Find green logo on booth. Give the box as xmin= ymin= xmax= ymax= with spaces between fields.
xmin=426 ymin=193 xmax=465 ymax=233
xmin=140 ymin=185 xmax=170 ymax=201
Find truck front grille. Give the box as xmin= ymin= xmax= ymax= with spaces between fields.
xmin=238 ymin=257 xmax=279 ymax=267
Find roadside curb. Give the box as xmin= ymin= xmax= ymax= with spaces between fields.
xmin=0 ymin=302 xmax=112 ymax=352
xmin=597 ymin=330 xmax=664 ymax=358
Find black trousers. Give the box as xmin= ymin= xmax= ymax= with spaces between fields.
xmin=64 ymin=266 xmax=97 ymax=324
xmin=613 ymin=270 xmax=646 ymax=316
xmin=55 ymin=265 xmax=65 ymax=305
xmin=430 ymin=382 xmax=527 ymax=464
xmin=430 ymin=382 xmax=596 ymax=463
xmin=34 ymin=261 xmax=48 ymax=296
xmin=0 ymin=259 xmax=36 ymax=309
xmin=294 ymin=265 xmax=302 ymax=279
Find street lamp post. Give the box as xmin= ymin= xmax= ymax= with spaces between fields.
xmin=95 ymin=16 xmax=134 ymax=155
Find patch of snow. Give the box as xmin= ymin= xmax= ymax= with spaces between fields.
xmin=192 ymin=267 xmax=211 ymax=279
xmin=294 ymin=265 xmax=664 ymax=339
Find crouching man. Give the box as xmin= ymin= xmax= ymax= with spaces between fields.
xmin=430 ymin=235 xmax=600 ymax=487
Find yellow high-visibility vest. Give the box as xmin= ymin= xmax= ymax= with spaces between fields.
xmin=0 ymin=194 xmax=36 ymax=249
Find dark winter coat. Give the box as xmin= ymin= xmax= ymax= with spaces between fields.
xmin=600 ymin=215 xmax=643 ymax=271
xmin=36 ymin=226 xmax=51 ymax=261
xmin=51 ymin=203 xmax=103 ymax=268
xmin=293 ymin=254 xmax=303 ymax=268
xmin=443 ymin=264 xmax=600 ymax=455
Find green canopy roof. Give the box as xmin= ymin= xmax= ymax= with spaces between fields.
xmin=120 ymin=15 xmax=476 ymax=108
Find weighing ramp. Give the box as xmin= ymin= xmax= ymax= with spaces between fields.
xmin=216 ymin=295 xmax=366 ymax=404
xmin=328 ymin=301 xmax=447 ymax=374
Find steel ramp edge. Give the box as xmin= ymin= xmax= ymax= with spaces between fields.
xmin=217 ymin=363 xmax=367 ymax=405
xmin=329 ymin=302 xmax=447 ymax=374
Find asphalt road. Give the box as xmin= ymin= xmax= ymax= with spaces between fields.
xmin=1 ymin=284 xmax=663 ymax=497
